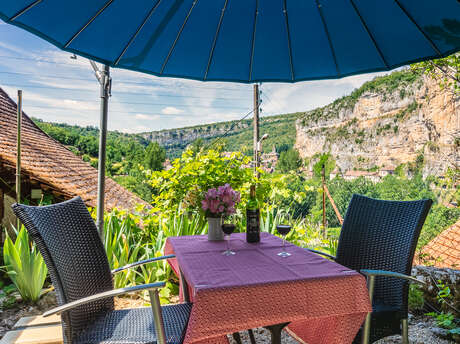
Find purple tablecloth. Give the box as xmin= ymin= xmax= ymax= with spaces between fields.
xmin=165 ymin=232 xmax=371 ymax=344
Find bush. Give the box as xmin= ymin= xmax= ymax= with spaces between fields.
xmin=2 ymin=226 xmax=48 ymax=303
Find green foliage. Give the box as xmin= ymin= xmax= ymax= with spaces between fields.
xmin=408 ymin=284 xmax=425 ymax=311
xmin=144 ymin=142 xmax=166 ymax=171
xmin=426 ymin=280 xmax=460 ymax=339
xmin=2 ymin=226 xmax=48 ymax=303
xmin=411 ymin=53 xmax=460 ymax=93
xmin=276 ymin=149 xmax=301 ymax=173
xmin=312 ymin=153 xmax=336 ymax=179
xmin=148 ymin=149 xmax=254 ymax=214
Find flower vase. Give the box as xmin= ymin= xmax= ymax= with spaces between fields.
xmin=207 ymin=217 xmax=224 ymax=241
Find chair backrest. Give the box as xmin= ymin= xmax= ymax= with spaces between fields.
xmin=336 ymin=194 xmax=432 ymax=312
xmin=12 ymin=197 xmax=114 ymax=342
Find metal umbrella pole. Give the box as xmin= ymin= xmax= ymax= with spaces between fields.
xmin=90 ymin=61 xmax=111 ymax=237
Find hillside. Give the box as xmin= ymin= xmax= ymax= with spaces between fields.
xmin=295 ymin=69 xmax=459 ymax=177
xmin=33 ymin=68 xmax=458 ymax=178
xmin=140 ymin=112 xmax=300 ymax=157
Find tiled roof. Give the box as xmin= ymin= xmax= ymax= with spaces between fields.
xmin=344 ymin=170 xmax=378 ymax=177
xmin=415 ymin=219 xmax=460 ymax=269
xmin=0 ymin=87 xmax=147 ymax=210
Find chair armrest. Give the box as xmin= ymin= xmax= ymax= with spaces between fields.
xmin=360 ymin=269 xmax=425 ymax=286
xmin=43 ymin=282 xmax=165 ymax=317
xmin=306 ymin=248 xmax=336 ymax=260
xmin=111 ymin=254 xmax=175 ymax=274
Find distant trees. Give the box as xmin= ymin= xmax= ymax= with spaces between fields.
xmin=144 ymin=142 xmax=166 ymax=171
xmin=276 ymin=148 xmax=301 ymax=173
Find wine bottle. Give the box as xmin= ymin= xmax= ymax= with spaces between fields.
xmin=246 ymin=185 xmax=260 ymax=243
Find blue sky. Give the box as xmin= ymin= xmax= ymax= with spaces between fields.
xmin=0 ymin=22 xmax=390 ymax=133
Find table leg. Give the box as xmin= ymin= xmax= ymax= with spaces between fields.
xmin=248 ymin=329 xmax=256 ymax=344
xmin=180 ymin=269 xmax=191 ymax=303
xmin=232 ymin=332 xmax=243 ymax=344
xmin=264 ymin=323 xmax=289 ymax=344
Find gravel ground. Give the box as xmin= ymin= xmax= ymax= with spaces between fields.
xmin=1 ymin=292 xmax=455 ymax=343
xmin=227 ymin=315 xmax=456 ymax=344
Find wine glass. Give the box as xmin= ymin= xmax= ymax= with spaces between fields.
xmin=276 ymin=224 xmax=291 ymax=257
xmin=222 ymin=223 xmax=236 ymax=256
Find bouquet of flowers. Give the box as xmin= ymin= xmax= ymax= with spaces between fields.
xmin=202 ymin=184 xmax=241 ymax=218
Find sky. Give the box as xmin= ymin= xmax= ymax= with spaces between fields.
xmin=0 ymin=22 xmax=390 ymax=134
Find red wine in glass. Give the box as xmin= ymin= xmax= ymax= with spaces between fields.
xmin=276 ymin=224 xmax=291 ymax=257
xmin=222 ymin=224 xmax=236 ymax=256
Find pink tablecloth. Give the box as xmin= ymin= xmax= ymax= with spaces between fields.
xmin=165 ymin=232 xmax=371 ymax=344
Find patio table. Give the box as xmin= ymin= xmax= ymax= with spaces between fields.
xmin=164 ymin=232 xmax=371 ymax=344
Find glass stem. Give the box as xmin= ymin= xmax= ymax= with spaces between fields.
xmin=283 ymin=237 xmax=286 ymax=253
xmin=226 ymin=235 xmax=230 ymax=251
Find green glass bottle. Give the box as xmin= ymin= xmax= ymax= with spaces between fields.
xmin=246 ymin=185 xmax=260 ymax=243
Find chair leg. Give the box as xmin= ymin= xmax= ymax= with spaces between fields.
xmin=401 ymin=318 xmax=409 ymax=344
xmin=264 ymin=323 xmax=289 ymax=344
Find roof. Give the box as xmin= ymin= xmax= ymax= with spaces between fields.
xmin=344 ymin=170 xmax=378 ymax=177
xmin=415 ymin=219 xmax=460 ymax=269
xmin=0 ymin=87 xmax=147 ymax=210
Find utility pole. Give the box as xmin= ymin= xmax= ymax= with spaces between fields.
xmin=90 ymin=61 xmax=111 ymax=238
xmin=253 ymin=84 xmax=260 ymax=176
xmin=322 ymin=164 xmax=326 ymax=233
xmin=16 ymin=90 xmax=22 ymax=230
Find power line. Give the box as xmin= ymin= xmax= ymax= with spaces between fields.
xmin=0 ymin=82 xmax=249 ymax=101
xmin=24 ymin=104 xmax=251 ymax=115
xmin=204 ymin=109 xmax=255 ymax=150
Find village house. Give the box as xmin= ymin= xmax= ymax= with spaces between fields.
xmin=260 ymin=146 xmax=279 ymax=173
xmin=0 ymin=88 xmax=147 ymax=228
xmin=379 ymin=166 xmax=396 ymax=178
xmin=343 ymin=170 xmax=380 ymax=183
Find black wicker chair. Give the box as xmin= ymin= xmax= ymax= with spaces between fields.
xmin=12 ymin=196 xmax=191 ymax=344
xmin=308 ymin=194 xmax=432 ymax=344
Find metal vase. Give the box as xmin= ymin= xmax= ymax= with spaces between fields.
xmin=207 ymin=217 xmax=224 ymax=241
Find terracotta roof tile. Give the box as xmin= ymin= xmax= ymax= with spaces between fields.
xmin=415 ymin=219 xmax=460 ymax=269
xmin=0 ymin=87 xmax=147 ymax=210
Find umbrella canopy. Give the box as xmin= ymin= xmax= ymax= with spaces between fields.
xmin=1 ymin=0 xmax=459 ymax=83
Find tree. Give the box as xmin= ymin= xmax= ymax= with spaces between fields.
xmin=313 ymin=153 xmax=336 ymax=179
xmin=144 ymin=142 xmax=166 ymax=171
xmin=411 ymin=53 xmax=459 ymax=93
xmin=276 ymin=149 xmax=301 ymax=173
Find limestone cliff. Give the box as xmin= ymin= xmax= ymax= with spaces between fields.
xmin=295 ymin=71 xmax=459 ymax=177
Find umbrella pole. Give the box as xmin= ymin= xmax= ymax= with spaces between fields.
xmin=91 ymin=62 xmax=111 ymax=238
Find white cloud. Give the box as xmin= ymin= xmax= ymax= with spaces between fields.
xmin=161 ymin=106 xmax=184 ymax=115
xmin=135 ymin=113 xmax=152 ymax=120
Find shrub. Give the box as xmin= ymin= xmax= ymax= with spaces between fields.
xmin=2 ymin=226 xmax=48 ymax=303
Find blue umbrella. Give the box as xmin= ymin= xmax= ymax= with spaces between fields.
xmin=1 ymin=0 xmax=459 ymax=243
xmin=1 ymin=0 xmax=459 ymax=83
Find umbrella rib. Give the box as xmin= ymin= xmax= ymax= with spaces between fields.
xmin=10 ymin=0 xmax=42 ymax=22
xmin=114 ymin=0 xmax=162 ymax=66
xmin=204 ymin=0 xmax=228 ymax=80
xmin=349 ymin=0 xmax=389 ymax=69
xmin=283 ymin=0 xmax=295 ymax=81
xmin=249 ymin=0 xmax=259 ymax=82
xmin=63 ymin=0 xmax=114 ymax=49
xmin=393 ymin=0 xmax=442 ymax=57
xmin=315 ymin=0 xmax=340 ymax=76
xmin=161 ymin=0 xmax=199 ymax=75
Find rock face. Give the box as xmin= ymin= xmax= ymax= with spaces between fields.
xmin=295 ymin=72 xmax=459 ymax=177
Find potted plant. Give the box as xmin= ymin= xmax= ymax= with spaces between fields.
xmin=202 ymin=184 xmax=240 ymax=241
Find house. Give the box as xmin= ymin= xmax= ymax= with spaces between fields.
xmin=330 ymin=168 xmax=341 ymax=179
xmin=0 ymin=87 xmax=147 ymax=228
xmin=260 ymin=146 xmax=279 ymax=173
xmin=343 ymin=170 xmax=380 ymax=183
xmin=379 ymin=166 xmax=396 ymax=178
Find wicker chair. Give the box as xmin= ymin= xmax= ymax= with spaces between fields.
xmin=308 ymin=194 xmax=432 ymax=344
xmin=12 ymin=196 xmax=191 ymax=344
